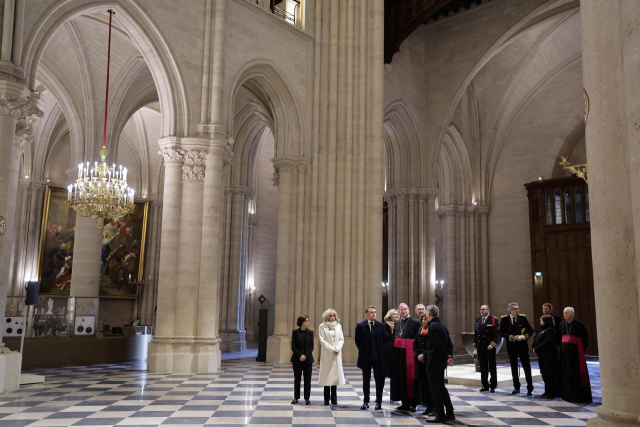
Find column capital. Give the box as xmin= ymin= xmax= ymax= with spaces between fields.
xmin=437 ymin=205 xmax=458 ymax=219
xmin=223 ymin=147 xmax=234 ymax=171
xmin=478 ymin=206 xmax=491 ymax=216
xmin=150 ymin=200 xmax=163 ymax=209
xmin=226 ymin=185 xmax=255 ymax=200
xmin=182 ymin=149 xmax=208 ymax=182
xmin=248 ymin=215 xmax=258 ymax=227
xmin=386 ymin=187 xmax=438 ymax=201
xmin=271 ymin=156 xmax=311 ymax=186
xmin=0 ymin=94 xmax=26 ymax=119
xmin=15 ymin=100 xmax=43 ymax=152
xmin=158 ymin=147 xmax=184 ymax=164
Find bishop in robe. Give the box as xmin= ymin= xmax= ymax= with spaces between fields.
xmin=391 ymin=303 xmax=421 ymax=411
xmin=558 ymin=307 xmax=592 ymax=403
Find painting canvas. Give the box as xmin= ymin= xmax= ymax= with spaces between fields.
xmin=99 ymin=201 xmax=148 ymax=298
xmin=37 ymin=186 xmax=76 ymax=295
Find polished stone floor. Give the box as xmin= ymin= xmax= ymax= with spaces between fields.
xmin=0 ymin=358 xmax=601 ymax=427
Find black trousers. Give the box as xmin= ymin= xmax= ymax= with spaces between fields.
xmin=426 ymin=365 xmax=453 ymax=418
xmin=477 ymin=347 xmax=497 ymax=389
xmin=362 ymin=360 xmax=385 ymax=404
xmin=539 ymin=356 xmax=557 ymax=397
xmin=415 ymin=372 xmax=434 ymax=408
xmin=508 ymin=347 xmax=533 ymax=390
xmin=292 ymin=362 xmax=312 ymax=400
xmin=324 ymin=385 xmax=337 ymax=402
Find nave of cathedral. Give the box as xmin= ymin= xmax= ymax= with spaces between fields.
xmin=0 ymin=1 xmax=637 ymax=427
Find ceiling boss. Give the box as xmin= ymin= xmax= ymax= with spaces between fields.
xmin=66 ymin=9 xmax=135 ymax=230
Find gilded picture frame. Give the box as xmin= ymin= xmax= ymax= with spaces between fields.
xmin=37 ymin=186 xmax=148 ymax=299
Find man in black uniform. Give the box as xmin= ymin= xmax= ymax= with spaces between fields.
xmin=473 ymin=305 xmax=500 ymax=393
xmin=500 ymin=302 xmax=534 ymax=395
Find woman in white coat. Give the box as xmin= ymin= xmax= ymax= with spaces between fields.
xmin=318 ymin=308 xmax=346 ymax=405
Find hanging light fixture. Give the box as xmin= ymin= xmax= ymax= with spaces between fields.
xmin=67 ymin=9 xmax=134 ymax=230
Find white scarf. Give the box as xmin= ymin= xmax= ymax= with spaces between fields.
xmin=325 ymin=321 xmax=337 ymax=330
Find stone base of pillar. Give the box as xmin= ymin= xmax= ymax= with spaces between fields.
xmin=587 ymin=408 xmax=640 ymax=427
xmin=219 ymin=330 xmax=247 ymax=352
xmin=147 ymin=339 xmax=221 ymax=373
xmin=0 ymin=350 xmax=22 ymax=393
xmin=245 ymin=330 xmax=256 ymax=344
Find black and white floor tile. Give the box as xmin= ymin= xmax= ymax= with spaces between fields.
xmin=0 ymin=357 xmax=600 ymax=427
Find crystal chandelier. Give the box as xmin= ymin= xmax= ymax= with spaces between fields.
xmin=66 ymin=9 xmax=135 ymax=230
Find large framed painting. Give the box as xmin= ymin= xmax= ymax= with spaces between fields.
xmin=37 ymin=186 xmax=149 ymax=298
xmin=99 ymin=201 xmax=148 ymax=298
xmin=37 ymin=186 xmax=77 ymax=296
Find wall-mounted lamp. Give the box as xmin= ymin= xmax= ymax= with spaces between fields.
xmin=381 ymin=282 xmax=388 ymax=292
xmin=539 ymin=176 xmax=544 ymax=181
xmin=435 ymin=280 xmax=444 ymax=306
xmin=473 ymin=201 xmax=478 ymax=206
xmin=535 ymin=272 xmax=542 ymax=277
xmin=142 ymin=194 xmax=147 ymax=198
xmin=46 ymin=179 xmax=50 ymax=183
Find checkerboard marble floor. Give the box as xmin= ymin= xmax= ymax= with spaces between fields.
xmin=0 ymin=358 xmax=601 ymax=427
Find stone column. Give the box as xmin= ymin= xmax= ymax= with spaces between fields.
xmin=148 ymin=145 xmax=183 ymax=372
xmin=0 ymin=82 xmax=35 ymax=392
xmin=478 ymin=207 xmax=490 ymax=306
xmin=69 ymin=215 xmax=102 ymax=298
xmin=245 ymin=215 xmax=257 ymax=343
xmin=13 ymin=181 xmax=43 ymax=296
xmin=384 ymin=193 xmax=397 ymax=306
xmin=219 ymin=185 xmax=253 ymax=352
xmin=195 ymin=137 xmax=226 ymax=371
xmin=582 ymin=2 xmax=640 ymax=426
xmin=267 ymin=159 xmax=294 ymax=363
xmin=173 ymin=150 xmax=206 ymax=340
xmin=468 ymin=207 xmax=477 ymax=315
xmin=426 ymin=192 xmax=438 ymax=305
xmin=140 ymin=200 xmax=162 ymax=326
xmin=438 ymin=206 xmax=458 ymax=344
xmin=457 ymin=208 xmax=467 ymax=330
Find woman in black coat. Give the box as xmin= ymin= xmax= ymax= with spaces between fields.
xmin=291 ymin=315 xmax=314 ymax=405
xmin=533 ymin=314 xmax=559 ymax=398
xmin=413 ymin=314 xmax=435 ymax=416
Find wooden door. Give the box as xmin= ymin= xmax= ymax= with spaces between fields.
xmin=525 ymin=177 xmax=597 ymax=355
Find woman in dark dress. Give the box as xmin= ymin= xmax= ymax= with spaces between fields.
xmin=414 ymin=314 xmax=434 ymax=415
xmin=291 ymin=315 xmax=314 ymax=405
xmin=533 ymin=314 xmax=559 ymax=398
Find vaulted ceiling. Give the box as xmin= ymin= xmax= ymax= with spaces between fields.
xmin=384 ymin=0 xmax=493 ymax=63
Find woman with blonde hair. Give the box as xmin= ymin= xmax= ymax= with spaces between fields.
xmin=318 ymin=308 xmax=345 ymax=405
xmin=384 ymin=309 xmax=399 ymax=333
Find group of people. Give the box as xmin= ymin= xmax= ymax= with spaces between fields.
xmin=290 ymin=303 xmax=455 ymax=423
xmin=474 ymin=302 xmax=592 ymax=403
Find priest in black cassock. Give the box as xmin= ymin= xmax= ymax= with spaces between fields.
xmin=391 ymin=303 xmax=421 ymax=412
xmin=558 ymin=307 xmax=592 ymax=403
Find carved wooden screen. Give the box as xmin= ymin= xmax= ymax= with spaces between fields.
xmin=525 ymin=176 xmax=597 ymax=355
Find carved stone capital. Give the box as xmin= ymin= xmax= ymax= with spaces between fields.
xmin=226 ymin=185 xmax=255 ymax=200
xmin=271 ymin=157 xmax=311 ymax=187
xmin=0 ymin=95 xmax=26 ymax=119
xmin=386 ymin=187 xmax=439 ymax=201
xmin=158 ymin=147 xmax=184 ymax=164
xmin=383 ymin=193 xmax=397 ymax=204
xmin=248 ymin=216 xmax=258 ymax=227
xmin=15 ymin=104 xmax=43 ymax=152
xmin=223 ymin=147 xmax=234 ymax=171
xmin=437 ymin=205 xmax=457 ymax=219
xmin=478 ymin=206 xmax=491 ymax=216
xmin=150 ymin=200 xmax=163 ymax=209
xmin=182 ymin=150 xmax=207 ymax=182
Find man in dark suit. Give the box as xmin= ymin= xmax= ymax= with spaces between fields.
xmin=424 ymin=305 xmax=455 ymax=423
xmin=500 ymin=302 xmax=534 ymax=395
xmin=291 ymin=315 xmax=314 ymax=405
xmin=540 ymin=303 xmax=562 ymax=346
xmin=355 ymin=306 xmax=390 ymax=410
xmin=473 ymin=305 xmax=500 ymax=393
xmin=391 ymin=303 xmax=421 ymax=411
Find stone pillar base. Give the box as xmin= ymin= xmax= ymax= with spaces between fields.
xmin=147 ymin=339 xmax=221 ymax=373
xmin=0 ymin=349 xmax=22 ymax=393
xmin=587 ymin=407 xmax=640 ymax=427
xmin=219 ymin=330 xmax=247 ymax=352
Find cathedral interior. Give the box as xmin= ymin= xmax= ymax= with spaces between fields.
xmin=0 ymin=0 xmax=636 ymax=426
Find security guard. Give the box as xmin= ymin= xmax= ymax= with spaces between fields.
xmin=473 ymin=305 xmax=500 ymax=392
xmin=500 ymin=302 xmax=534 ymax=395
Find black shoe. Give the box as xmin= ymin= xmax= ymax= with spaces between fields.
xmin=331 ymin=400 xmax=337 ymax=406
xmin=409 ymin=406 xmax=417 ymax=412
xmin=511 ymin=388 xmax=520 ymax=395
xmin=397 ymin=404 xmax=410 ymax=411
xmin=422 ymin=407 xmax=435 ymax=416
xmin=526 ymin=390 xmax=533 ymax=396
xmin=490 ymin=388 xmax=495 ymax=393
xmin=375 ymin=403 xmax=382 ymax=410
xmin=291 ymin=399 xmax=298 ymax=404
xmin=324 ymin=401 xmax=329 ymax=406
xmin=305 ymin=400 xmax=310 ymax=405
xmin=446 ymin=413 xmax=456 ymax=421
xmin=361 ymin=402 xmax=369 ymax=410
xmin=479 ymin=387 xmax=489 ymax=392
xmin=426 ymin=416 xmax=447 ymax=423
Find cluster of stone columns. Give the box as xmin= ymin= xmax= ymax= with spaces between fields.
xmin=267 ymin=0 xmax=384 ymax=364
xmin=384 ymin=187 xmax=438 ymax=311
xmin=147 ymin=137 xmax=227 ymax=373
xmin=0 ymin=81 xmax=42 ymax=391
xmin=436 ymin=204 xmax=489 ymax=345
xmin=219 ymin=185 xmax=254 ymax=352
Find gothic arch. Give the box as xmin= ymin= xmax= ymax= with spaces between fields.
xmin=437 ymin=125 xmax=473 ymax=206
xmin=21 ymin=0 xmax=188 ymax=140
xmin=383 ymin=100 xmax=424 ymax=189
